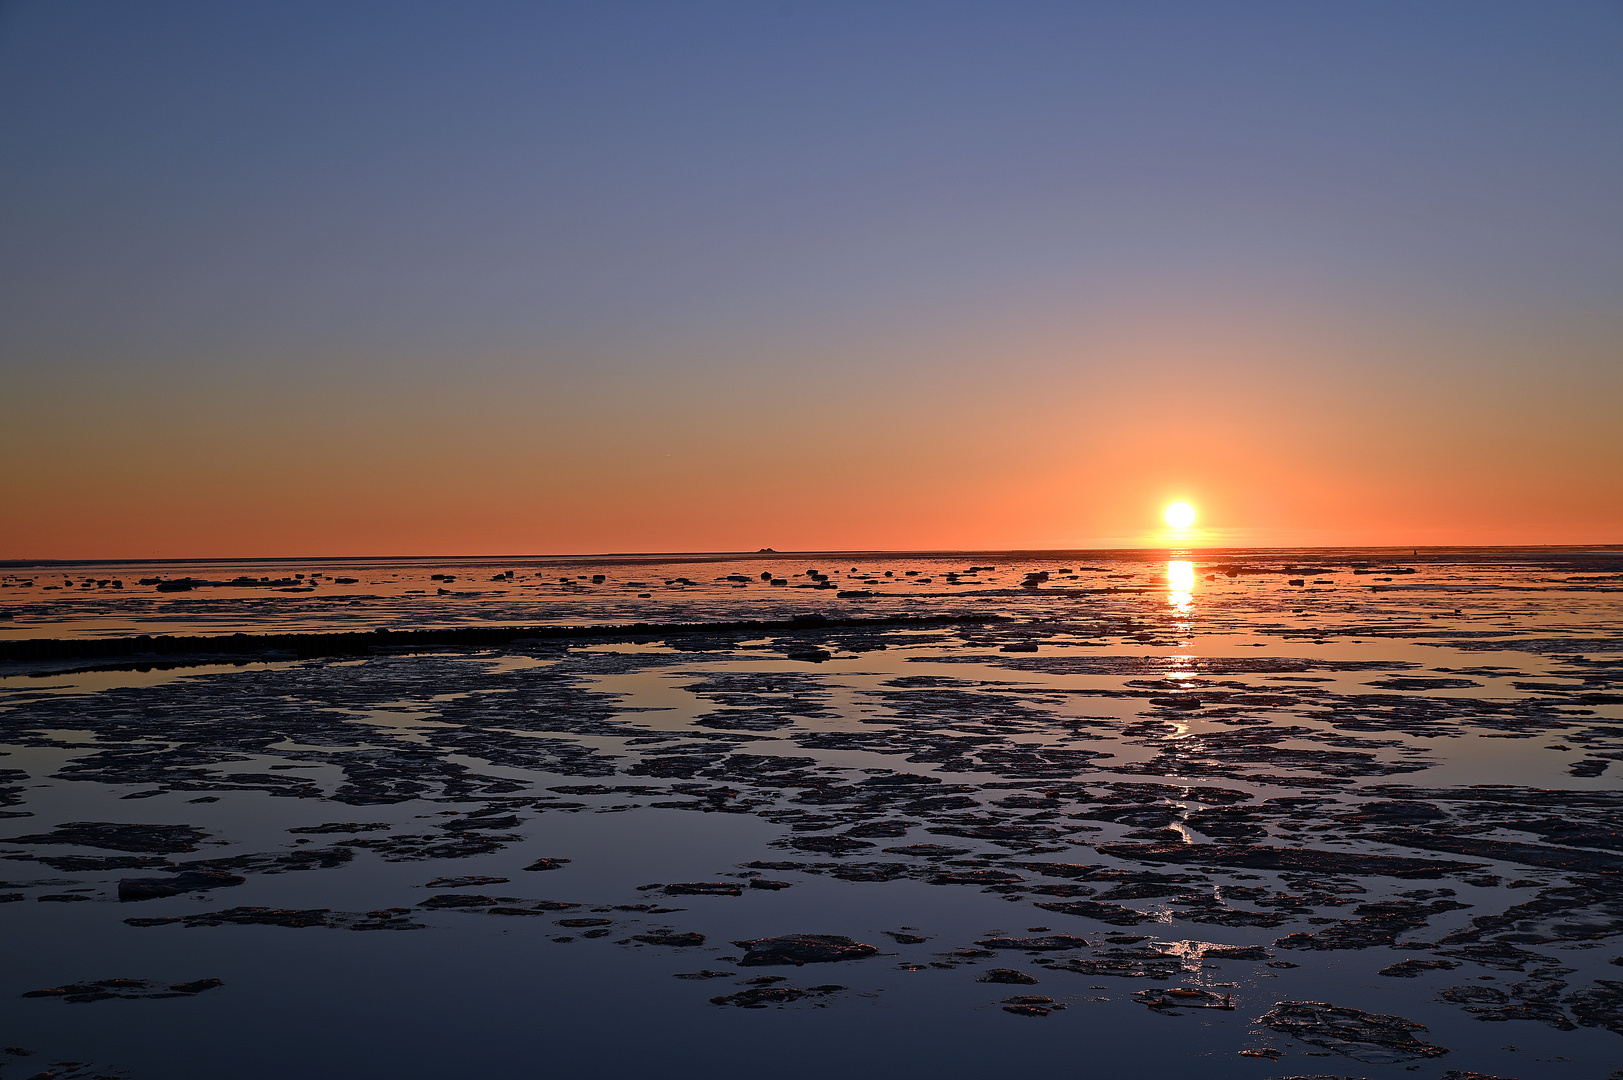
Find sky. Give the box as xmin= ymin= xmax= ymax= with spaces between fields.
xmin=2 ymin=0 xmax=1620 ymax=558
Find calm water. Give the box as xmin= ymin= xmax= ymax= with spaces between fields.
xmin=2 ymin=548 xmax=1621 ymax=1080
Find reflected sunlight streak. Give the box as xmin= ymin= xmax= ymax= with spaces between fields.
xmin=1167 ymin=559 xmax=1195 ymax=614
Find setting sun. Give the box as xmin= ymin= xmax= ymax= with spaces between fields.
xmin=1164 ymin=502 xmax=1197 ymax=529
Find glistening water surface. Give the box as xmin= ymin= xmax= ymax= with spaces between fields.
xmin=2 ymin=548 xmax=1621 ymax=1079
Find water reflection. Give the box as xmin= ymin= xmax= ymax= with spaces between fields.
xmin=1167 ymin=559 xmax=1194 ymax=612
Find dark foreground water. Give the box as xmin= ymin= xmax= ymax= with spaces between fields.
xmin=2 ymin=548 xmax=1621 ymax=1080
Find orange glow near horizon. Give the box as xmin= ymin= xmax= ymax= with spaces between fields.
xmin=1 ymin=305 xmax=1619 ymax=559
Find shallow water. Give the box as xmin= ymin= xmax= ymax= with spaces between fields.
xmin=1 ymin=548 xmax=1621 ymax=1079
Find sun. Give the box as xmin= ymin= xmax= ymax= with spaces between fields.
xmin=1164 ymin=502 xmax=1197 ymax=529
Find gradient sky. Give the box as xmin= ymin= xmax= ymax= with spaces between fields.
xmin=3 ymin=0 xmax=1620 ymax=558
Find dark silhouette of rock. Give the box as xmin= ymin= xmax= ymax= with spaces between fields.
xmin=1379 ymin=958 xmax=1460 ymax=978
xmin=662 ymin=882 xmax=743 ymax=896
xmin=732 ymin=934 xmax=879 ymax=966
xmin=1131 ymin=987 xmax=1234 ymax=1010
xmin=709 ymin=985 xmax=843 ymax=1007
xmin=118 ymin=869 xmax=245 ymax=901
xmin=1001 ymin=995 xmax=1065 ymax=1016
xmin=422 ymin=875 xmax=509 ymax=888
xmin=977 ymin=968 xmax=1038 ymax=984
xmin=1260 ymin=1000 xmax=1447 ymax=1062
xmin=6 ymin=822 xmax=208 ymax=854
xmin=633 ymin=932 xmax=705 ymax=947
xmin=169 ymin=978 xmax=225 ymax=993
xmin=23 ymin=978 xmax=223 ymax=1003
xmin=976 ymin=935 xmax=1090 ymax=951
xmin=1097 ymin=841 xmax=1479 ymax=878
xmin=419 ymin=893 xmax=504 ymax=909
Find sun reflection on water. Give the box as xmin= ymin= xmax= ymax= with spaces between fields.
xmin=1166 ymin=559 xmax=1195 ymax=613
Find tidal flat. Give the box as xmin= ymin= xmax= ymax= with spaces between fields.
xmin=1 ymin=549 xmax=1621 ymax=1079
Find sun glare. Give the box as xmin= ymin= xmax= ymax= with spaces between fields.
xmin=1164 ymin=502 xmax=1197 ymax=529
xmin=1167 ymin=560 xmax=1195 ymax=593
xmin=1167 ymin=559 xmax=1195 ymax=613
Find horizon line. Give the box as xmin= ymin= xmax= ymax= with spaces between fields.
xmin=5 ymin=542 xmax=1621 ymax=570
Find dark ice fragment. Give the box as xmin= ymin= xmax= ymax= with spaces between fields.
xmin=422 ymin=875 xmax=509 ymax=888
xmin=976 ymin=935 xmax=1090 ymax=951
xmin=168 ymin=979 xmax=224 ymax=994
xmin=778 ymin=836 xmax=874 ymax=855
xmin=1260 ymin=1000 xmax=1448 ymax=1062
xmin=1131 ymin=987 xmax=1234 ymax=1010
xmin=930 ymin=869 xmax=1024 ymax=886
xmin=1001 ymin=995 xmax=1064 ymax=1016
xmin=1098 ymin=841 xmax=1478 ymax=878
xmin=710 ymin=986 xmax=823 ymax=1007
xmin=118 ymin=870 xmax=245 ymax=901
xmin=732 ymin=934 xmax=879 ymax=966
xmin=633 ymin=932 xmax=705 ymax=947
xmin=1034 ymin=900 xmax=1155 ymax=925
xmin=977 ymin=968 xmax=1039 ymax=984
xmin=662 ymin=882 xmax=743 ymax=896
xmin=418 ymin=893 xmax=502 ymax=909
xmin=1379 ymin=958 xmax=1460 ymax=978
xmin=5 ymin=822 xmax=208 ymax=854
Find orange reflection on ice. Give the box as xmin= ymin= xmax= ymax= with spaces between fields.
xmin=1167 ymin=559 xmax=1195 ymax=613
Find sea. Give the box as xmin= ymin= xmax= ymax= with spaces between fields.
xmin=1 ymin=547 xmax=1620 ymax=1079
